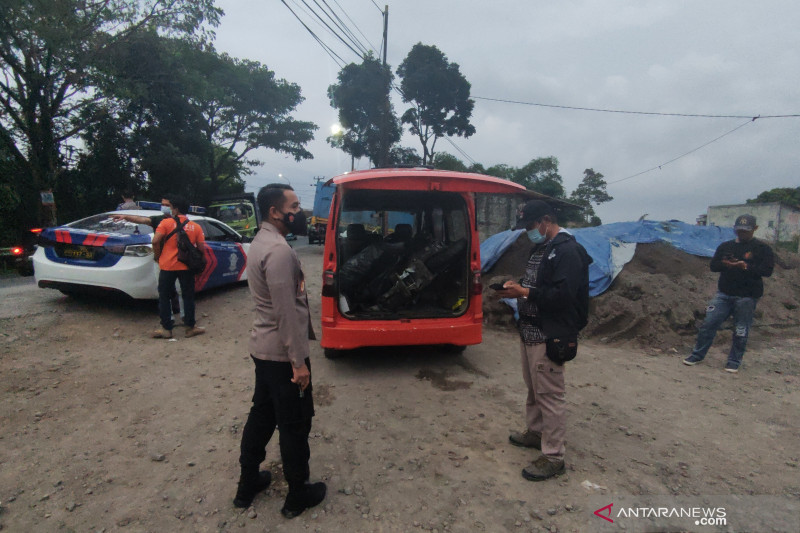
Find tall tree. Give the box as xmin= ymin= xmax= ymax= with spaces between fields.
xmin=327 ymin=54 xmax=399 ymax=168
xmin=90 ymin=34 xmax=317 ymax=204
xmin=92 ymin=31 xmax=214 ymax=204
xmin=569 ymin=168 xmax=612 ymax=226
xmin=0 ymin=0 xmax=221 ymax=223
xmin=397 ymin=43 xmax=475 ymax=165
xmin=190 ymin=48 xmax=316 ymax=197
xmin=387 ymin=145 xmax=421 ymax=166
xmin=513 ymin=157 xmax=566 ymax=198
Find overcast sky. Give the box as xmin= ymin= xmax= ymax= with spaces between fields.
xmin=212 ymin=0 xmax=800 ymax=224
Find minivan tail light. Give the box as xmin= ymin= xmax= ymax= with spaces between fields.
xmin=322 ymin=270 xmax=336 ymax=297
xmin=471 ymin=270 xmax=482 ymax=295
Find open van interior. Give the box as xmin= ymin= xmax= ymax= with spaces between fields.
xmin=335 ymin=189 xmax=470 ymax=320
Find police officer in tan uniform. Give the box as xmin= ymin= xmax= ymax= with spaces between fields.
xmin=233 ymin=184 xmax=326 ymax=517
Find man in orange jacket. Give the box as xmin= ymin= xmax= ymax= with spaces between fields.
xmin=151 ymin=195 xmax=206 ymax=339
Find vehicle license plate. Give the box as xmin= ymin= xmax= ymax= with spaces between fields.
xmin=63 ymin=246 xmax=95 ymax=260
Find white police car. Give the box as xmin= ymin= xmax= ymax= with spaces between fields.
xmin=33 ymin=209 xmax=251 ymax=299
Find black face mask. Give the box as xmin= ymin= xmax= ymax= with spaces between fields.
xmin=281 ymin=210 xmax=307 ymax=236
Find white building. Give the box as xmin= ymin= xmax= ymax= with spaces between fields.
xmin=706 ymin=202 xmax=800 ymax=244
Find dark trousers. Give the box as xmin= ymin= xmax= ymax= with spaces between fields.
xmin=239 ymin=357 xmax=314 ymax=491
xmin=158 ymin=269 xmax=195 ymax=330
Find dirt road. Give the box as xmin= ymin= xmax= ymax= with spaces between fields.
xmin=1 ymin=244 xmax=798 ymax=532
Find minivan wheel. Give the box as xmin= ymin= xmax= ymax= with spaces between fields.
xmin=324 ymin=348 xmax=345 ymax=359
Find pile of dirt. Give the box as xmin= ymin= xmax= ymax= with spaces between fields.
xmin=483 ymin=238 xmax=800 ymax=352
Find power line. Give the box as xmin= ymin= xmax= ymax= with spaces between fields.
xmin=281 ymin=0 xmax=347 ymax=67
xmin=298 ymin=0 xmax=365 ymax=58
xmin=320 ymin=0 xmax=375 ymax=56
xmin=443 ymin=137 xmax=476 ymax=166
xmin=331 ymin=0 xmax=380 ymax=54
xmin=473 ymin=95 xmax=800 ymax=120
xmin=607 ymin=118 xmax=756 ymax=185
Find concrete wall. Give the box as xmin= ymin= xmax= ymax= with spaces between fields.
xmin=475 ymin=194 xmax=524 ymax=242
xmin=706 ymin=202 xmax=800 ymax=243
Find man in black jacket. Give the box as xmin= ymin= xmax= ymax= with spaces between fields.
xmin=684 ymin=214 xmax=774 ymax=373
xmin=496 ymin=200 xmax=592 ymax=481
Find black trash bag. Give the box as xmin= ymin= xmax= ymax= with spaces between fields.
xmin=338 ymin=244 xmax=385 ymax=295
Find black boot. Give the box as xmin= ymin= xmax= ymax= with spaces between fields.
xmin=281 ymin=481 xmax=327 ymax=518
xmin=233 ymin=470 xmax=272 ymax=508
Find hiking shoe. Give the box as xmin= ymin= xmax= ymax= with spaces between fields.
xmin=509 ymin=430 xmax=541 ymax=450
xmin=521 ymin=456 xmax=566 ymax=482
xmin=185 ymin=326 xmax=206 ymax=338
xmin=724 ymin=362 xmax=739 ymax=373
xmin=281 ymin=482 xmax=327 ymax=519
xmin=233 ymin=471 xmax=272 ymax=508
xmin=683 ymin=354 xmax=704 ymax=366
xmin=151 ymin=328 xmax=173 ymax=339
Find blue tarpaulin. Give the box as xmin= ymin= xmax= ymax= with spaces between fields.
xmin=481 ymin=220 xmax=736 ymax=297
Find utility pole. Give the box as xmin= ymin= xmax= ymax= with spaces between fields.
xmin=379 ymin=5 xmax=390 ymax=167
xmin=382 ymin=6 xmax=388 ymax=66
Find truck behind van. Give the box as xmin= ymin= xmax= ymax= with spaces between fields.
xmin=320 ymin=168 xmax=526 ymax=358
xmin=207 ymin=193 xmax=261 ymax=238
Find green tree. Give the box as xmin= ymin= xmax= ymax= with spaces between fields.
xmin=54 ymin=108 xmax=139 ymax=223
xmin=327 ymin=54 xmax=400 ymax=168
xmin=513 ymin=157 xmax=566 ymax=198
xmin=0 ymin=0 xmax=221 ymax=223
xmin=397 ymin=43 xmax=475 ymax=165
xmin=0 ymin=142 xmax=27 ymax=243
xmin=433 ymin=152 xmax=467 ymax=172
xmin=484 ymin=164 xmax=516 ymax=181
xmin=569 ymin=168 xmax=612 ymax=225
xmin=747 ymin=187 xmax=800 ymax=207
xmin=95 ymin=34 xmax=316 ymax=204
xmin=93 ymin=31 xmax=211 ymax=204
xmin=193 ymin=49 xmax=317 ymax=198
xmin=387 ymin=145 xmax=422 ymax=166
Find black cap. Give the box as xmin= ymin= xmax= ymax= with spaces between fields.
xmin=515 ymin=200 xmax=555 ymax=229
xmin=733 ymin=214 xmax=756 ymax=231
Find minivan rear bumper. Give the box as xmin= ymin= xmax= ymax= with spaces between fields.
xmin=320 ymin=298 xmax=483 ymax=349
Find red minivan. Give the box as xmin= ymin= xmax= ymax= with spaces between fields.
xmin=320 ymin=167 xmax=526 ymax=357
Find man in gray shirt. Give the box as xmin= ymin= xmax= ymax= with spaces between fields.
xmin=233 ymin=184 xmax=325 ymax=517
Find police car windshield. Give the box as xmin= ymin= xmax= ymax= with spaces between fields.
xmin=67 ymin=214 xmax=154 ymax=235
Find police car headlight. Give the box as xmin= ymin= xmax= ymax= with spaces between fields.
xmin=124 ymin=244 xmax=153 ymax=257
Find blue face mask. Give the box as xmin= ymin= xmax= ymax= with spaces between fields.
xmin=161 ymin=205 xmax=172 ymax=215
xmin=527 ymin=227 xmax=546 ymax=244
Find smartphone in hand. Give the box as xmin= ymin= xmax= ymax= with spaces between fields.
xmin=489 ymin=282 xmax=507 ymax=291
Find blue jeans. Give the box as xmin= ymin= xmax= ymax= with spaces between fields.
xmin=691 ymin=292 xmax=757 ymax=367
xmin=158 ymin=269 xmax=196 ymax=330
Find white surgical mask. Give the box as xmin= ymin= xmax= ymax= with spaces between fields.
xmin=161 ymin=205 xmax=172 ymax=215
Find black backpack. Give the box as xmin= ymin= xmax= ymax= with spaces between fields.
xmin=166 ymin=216 xmax=207 ymax=275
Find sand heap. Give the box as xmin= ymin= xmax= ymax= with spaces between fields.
xmin=483 ymin=236 xmax=800 ymax=352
